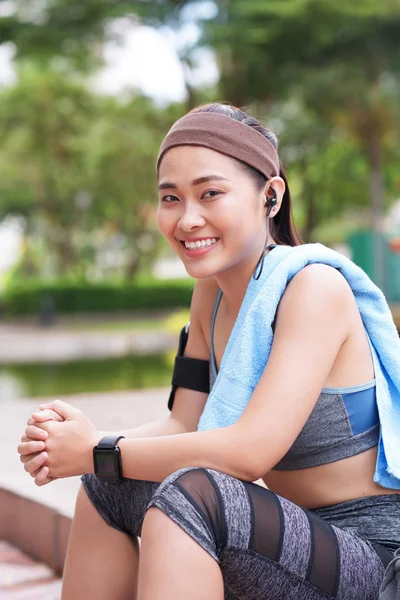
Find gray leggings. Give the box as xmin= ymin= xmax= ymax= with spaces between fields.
xmin=82 ymin=468 xmax=397 ymax=600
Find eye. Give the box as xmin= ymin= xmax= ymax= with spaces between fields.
xmin=161 ymin=194 xmax=179 ymax=203
xmin=202 ymin=190 xmax=221 ymax=199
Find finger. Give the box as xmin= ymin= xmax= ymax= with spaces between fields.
xmin=30 ymin=464 xmax=47 ymax=478
xmin=39 ymin=399 xmax=78 ymax=420
xmin=35 ymin=466 xmax=53 ymax=487
xmin=25 ymin=425 xmax=48 ymax=440
xmin=20 ymin=434 xmax=42 ymax=443
xmin=20 ymin=453 xmax=41 ymax=465
xmin=18 ymin=440 xmax=46 ymax=456
xmin=38 ymin=400 xmax=60 ymax=410
xmin=30 ymin=409 xmax=64 ymax=424
xmin=24 ymin=452 xmax=48 ymax=474
xmin=21 ymin=452 xmax=45 ymax=465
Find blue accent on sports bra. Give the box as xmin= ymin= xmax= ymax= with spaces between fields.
xmin=323 ymin=382 xmax=379 ymax=437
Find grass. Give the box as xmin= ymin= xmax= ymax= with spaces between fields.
xmin=65 ymin=317 xmax=167 ymax=332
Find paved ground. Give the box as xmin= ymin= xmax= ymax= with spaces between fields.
xmin=0 ymin=540 xmax=62 ymax=599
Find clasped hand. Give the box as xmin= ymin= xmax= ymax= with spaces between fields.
xmin=17 ymin=400 xmax=100 ymax=486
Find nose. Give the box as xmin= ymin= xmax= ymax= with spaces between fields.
xmin=178 ymin=204 xmax=206 ymax=232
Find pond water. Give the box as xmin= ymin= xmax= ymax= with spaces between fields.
xmin=0 ymin=353 xmax=173 ymax=401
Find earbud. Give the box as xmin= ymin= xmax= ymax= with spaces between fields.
xmin=265 ymin=188 xmax=277 ymax=217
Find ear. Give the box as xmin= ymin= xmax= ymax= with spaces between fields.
xmin=264 ymin=176 xmax=285 ymax=215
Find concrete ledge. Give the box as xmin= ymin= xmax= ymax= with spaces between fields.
xmin=0 ymin=488 xmax=71 ymax=575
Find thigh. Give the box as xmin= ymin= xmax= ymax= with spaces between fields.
xmin=149 ymin=468 xmax=386 ymax=600
xmin=81 ymin=473 xmax=159 ymax=536
xmin=62 ymin=484 xmax=140 ymax=600
xmin=221 ymin=477 xmax=386 ymax=600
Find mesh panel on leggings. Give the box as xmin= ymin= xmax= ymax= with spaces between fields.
xmin=174 ymin=469 xmax=227 ymax=550
xmin=243 ymin=482 xmax=284 ymax=562
xmin=305 ymin=509 xmax=340 ymax=597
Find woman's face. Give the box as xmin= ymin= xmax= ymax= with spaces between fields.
xmin=157 ymin=145 xmax=270 ymax=280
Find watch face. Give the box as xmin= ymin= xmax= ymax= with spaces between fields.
xmin=94 ymin=447 xmax=122 ymax=483
xmin=100 ymin=453 xmax=118 ymax=477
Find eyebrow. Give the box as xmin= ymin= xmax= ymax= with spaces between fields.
xmin=158 ymin=175 xmax=230 ymax=190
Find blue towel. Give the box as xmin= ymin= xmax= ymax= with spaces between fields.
xmin=197 ymin=243 xmax=400 ymax=489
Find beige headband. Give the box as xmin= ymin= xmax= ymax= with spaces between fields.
xmin=156 ymin=112 xmax=280 ymax=178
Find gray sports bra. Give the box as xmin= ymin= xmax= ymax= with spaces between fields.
xmin=210 ymin=288 xmax=380 ymax=471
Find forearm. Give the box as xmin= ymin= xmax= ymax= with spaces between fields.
xmin=35 ymin=401 xmax=258 ymax=483
xmin=113 ymin=425 xmax=257 ymax=483
xmin=101 ymin=416 xmax=189 ymax=440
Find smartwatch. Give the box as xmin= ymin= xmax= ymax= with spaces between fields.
xmin=93 ymin=435 xmax=125 ymax=484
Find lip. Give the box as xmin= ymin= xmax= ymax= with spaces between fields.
xmin=179 ymin=238 xmax=220 ymax=258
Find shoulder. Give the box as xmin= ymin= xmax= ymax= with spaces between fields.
xmin=286 ymin=263 xmax=353 ymax=304
xmin=276 ymin=263 xmax=354 ymax=337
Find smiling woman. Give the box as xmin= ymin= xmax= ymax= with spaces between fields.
xmin=17 ymin=102 xmax=400 ymax=600
xmin=155 ymin=106 xmax=299 ymax=284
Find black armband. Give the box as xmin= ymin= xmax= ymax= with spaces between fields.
xmin=168 ymin=323 xmax=210 ymax=411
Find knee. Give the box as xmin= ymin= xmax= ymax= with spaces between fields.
xmin=159 ymin=466 xmax=199 ymax=487
xmin=141 ymin=504 xmax=171 ymax=532
xmin=150 ymin=468 xmax=226 ymax=551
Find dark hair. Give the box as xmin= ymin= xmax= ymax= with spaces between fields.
xmin=189 ymin=103 xmax=303 ymax=247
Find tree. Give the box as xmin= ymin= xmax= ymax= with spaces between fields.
xmin=0 ymin=0 xmax=211 ymax=109
xmin=0 ymin=0 xmax=199 ymax=66
xmin=0 ymin=64 xmax=181 ymax=279
xmin=82 ymin=96 xmax=182 ymax=278
xmin=0 ymin=64 xmax=96 ymax=275
xmin=200 ymin=0 xmax=400 ymax=255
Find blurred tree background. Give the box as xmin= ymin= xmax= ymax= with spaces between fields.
xmin=0 ymin=0 xmax=400 ymax=291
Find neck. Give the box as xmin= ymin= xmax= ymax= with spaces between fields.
xmin=214 ymin=240 xmax=277 ymax=317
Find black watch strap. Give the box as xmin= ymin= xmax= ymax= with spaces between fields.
xmin=96 ymin=435 xmax=125 ymax=448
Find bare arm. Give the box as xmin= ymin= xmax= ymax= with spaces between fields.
xmin=116 ymin=417 xmax=187 ymax=438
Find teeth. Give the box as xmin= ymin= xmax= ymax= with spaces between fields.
xmin=184 ymin=238 xmax=218 ymax=250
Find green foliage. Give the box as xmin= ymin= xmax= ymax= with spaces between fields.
xmin=0 ymin=0 xmax=198 ymax=67
xmin=0 ymin=64 xmax=182 ymax=280
xmin=0 ymin=64 xmax=99 ymax=274
xmin=2 ymin=0 xmax=400 ymax=266
xmin=1 ymin=277 xmax=194 ymax=317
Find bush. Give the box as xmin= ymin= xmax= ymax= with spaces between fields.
xmin=1 ymin=277 xmax=194 ymax=317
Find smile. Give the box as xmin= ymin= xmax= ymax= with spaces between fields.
xmin=184 ymin=238 xmax=219 ymax=250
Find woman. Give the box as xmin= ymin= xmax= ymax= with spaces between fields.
xmin=18 ymin=103 xmax=400 ymax=600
